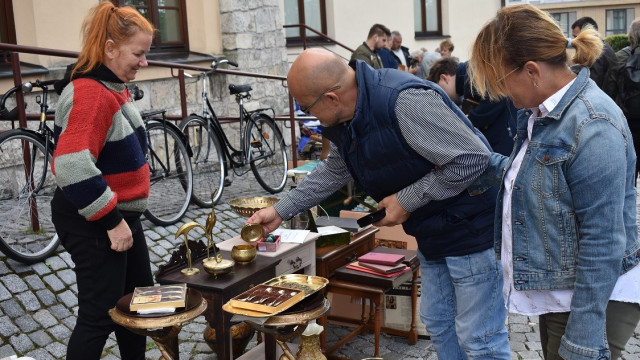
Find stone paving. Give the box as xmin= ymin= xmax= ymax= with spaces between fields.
xmin=0 ymin=169 xmax=639 ymax=359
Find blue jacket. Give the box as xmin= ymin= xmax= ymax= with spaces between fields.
xmin=485 ymin=67 xmax=640 ymax=360
xmin=456 ymin=61 xmax=517 ymax=156
xmin=377 ymin=47 xmax=398 ymax=69
xmin=324 ymin=61 xmax=497 ymax=260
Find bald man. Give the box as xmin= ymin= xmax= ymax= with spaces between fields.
xmin=248 ymin=49 xmax=510 ymax=359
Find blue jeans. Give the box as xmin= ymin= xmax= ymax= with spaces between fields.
xmin=418 ymin=248 xmax=510 ymax=359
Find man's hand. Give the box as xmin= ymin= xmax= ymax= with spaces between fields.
xmin=247 ymin=206 xmax=284 ymax=234
xmin=375 ymin=193 xmax=411 ymax=226
xmin=408 ymin=65 xmax=419 ymax=75
xmin=107 ymin=219 xmax=133 ymax=252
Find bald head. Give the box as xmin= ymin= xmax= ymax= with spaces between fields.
xmin=288 ymin=48 xmax=351 ymax=102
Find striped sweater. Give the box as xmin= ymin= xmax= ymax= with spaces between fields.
xmin=52 ymin=69 xmax=149 ymax=231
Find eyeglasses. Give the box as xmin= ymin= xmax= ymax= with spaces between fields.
xmin=498 ymin=67 xmax=520 ymax=82
xmin=299 ymin=85 xmax=341 ymax=115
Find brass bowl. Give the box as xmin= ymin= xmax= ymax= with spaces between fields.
xmin=229 ymin=196 xmax=279 ymax=217
xmin=202 ymin=257 xmax=235 ymax=278
xmin=231 ymin=244 xmax=257 ymax=264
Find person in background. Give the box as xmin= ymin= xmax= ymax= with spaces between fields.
xmin=51 ymin=2 xmax=155 ymax=359
xmin=439 ymin=39 xmax=455 ymax=59
xmin=248 ymin=48 xmax=511 ymax=359
xmin=428 ymin=57 xmax=517 ymax=156
xmin=350 ymin=23 xmax=391 ymax=69
xmin=420 ymin=47 xmax=441 ymax=80
xmin=468 ymin=5 xmax=640 ymax=359
xmin=410 ymin=49 xmax=425 ymax=79
xmin=390 ymin=30 xmax=412 ymax=71
xmin=378 ymin=45 xmax=399 ymax=69
xmin=571 ymin=16 xmax=615 ymax=88
xmin=603 ymin=17 xmax=640 ymax=182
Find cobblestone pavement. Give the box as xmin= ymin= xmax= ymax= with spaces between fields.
xmin=0 ymin=169 xmax=639 ymax=360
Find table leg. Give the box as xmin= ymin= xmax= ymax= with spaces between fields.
xmin=372 ymin=295 xmax=382 ymax=358
xmin=201 ymin=292 xmax=231 ymax=360
xmin=126 ymin=326 xmax=181 ymax=360
xmin=408 ymin=270 xmax=419 ymax=345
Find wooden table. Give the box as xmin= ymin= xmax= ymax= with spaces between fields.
xmin=314 ymin=227 xmax=378 ymax=351
xmin=217 ymin=232 xmax=319 ymax=276
xmin=155 ymin=241 xmax=280 ymax=360
xmin=327 ymin=247 xmax=419 ymax=358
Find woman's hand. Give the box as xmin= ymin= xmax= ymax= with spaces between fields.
xmin=376 ymin=193 xmax=411 ymax=226
xmin=247 ymin=206 xmax=284 ymax=234
xmin=107 ymin=219 xmax=133 ymax=252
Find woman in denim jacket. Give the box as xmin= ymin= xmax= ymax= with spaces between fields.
xmin=467 ymin=5 xmax=640 ymax=360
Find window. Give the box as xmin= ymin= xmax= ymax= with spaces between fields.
xmin=283 ymin=0 xmax=327 ymax=46
xmin=114 ymin=0 xmax=188 ymax=53
xmin=414 ymin=0 xmax=442 ymax=38
xmin=0 ymin=0 xmax=15 ymax=45
xmin=551 ymin=11 xmax=576 ymax=38
xmin=605 ymin=8 xmax=635 ymax=36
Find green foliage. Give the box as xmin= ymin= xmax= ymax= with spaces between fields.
xmin=606 ymin=34 xmax=630 ymax=52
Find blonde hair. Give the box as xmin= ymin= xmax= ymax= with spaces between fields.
xmin=439 ymin=39 xmax=454 ymax=52
xmin=72 ymin=1 xmax=155 ymax=79
xmin=468 ymin=4 xmax=602 ymax=101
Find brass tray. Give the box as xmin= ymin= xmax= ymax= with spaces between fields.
xmin=229 ymin=196 xmax=279 ymax=217
xmin=223 ymin=274 xmax=329 ymax=318
xmin=228 ymin=284 xmax=305 ymax=314
xmin=262 ymin=274 xmax=329 ymax=296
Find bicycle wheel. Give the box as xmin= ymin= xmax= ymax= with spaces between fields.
xmin=0 ymin=130 xmax=60 ymax=264
xmin=247 ymin=113 xmax=288 ymax=193
xmin=144 ymin=122 xmax=193 ymax=226
xmin=179 ymin=115 xmax=224 ymax=207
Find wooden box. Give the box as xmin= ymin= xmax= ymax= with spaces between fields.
xmin=256 ymin=235 xmax=281 ymax=252
xmin=228 ymin=284 xmax=304 ymax=314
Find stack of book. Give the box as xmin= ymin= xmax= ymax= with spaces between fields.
xmin=129 ymin=283 xmax=187 ymax=314
xmin=346 ymin=251 xmax=410 ymax=277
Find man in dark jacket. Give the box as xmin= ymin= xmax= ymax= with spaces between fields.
xmin=572 ymin=17 xmax=615 ymax=88
xmin=390 ymin=31 xmax=412 ymax=70
xmin=350 ymin=24 xmax=390 ymax=69
xmin=248 ymin=49 xmax=510 ymax=359
xmin=603 ymin=17 xmax=640 ymax=182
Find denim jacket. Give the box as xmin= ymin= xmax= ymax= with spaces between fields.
xmin=485 ymin=67 xmax=640 ymax=360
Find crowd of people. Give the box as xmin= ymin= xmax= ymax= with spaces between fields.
xmin=48 ymin=2 xmax=640 ymax=360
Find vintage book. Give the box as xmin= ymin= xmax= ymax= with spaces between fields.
xmin=346 ymin=261 xmax=410 ymax=278
xmin=358 ymin=261 xmax=408 ymax=274
xmin=315 ymin=225 xmax=351 ymax=248
xmin=357 ymin=252 xmax=405 ymax=266
xmin=129 ymin=283 xmax=187 ymax=312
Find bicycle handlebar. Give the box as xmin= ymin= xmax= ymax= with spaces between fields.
xmin=0 ymin=79 xmax=59 ymax=119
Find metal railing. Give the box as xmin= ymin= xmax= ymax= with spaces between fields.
xmin=283 ymin=24 xmax=355 ymax=53
xmin=0 ymin=42 xmax=308 ymax=166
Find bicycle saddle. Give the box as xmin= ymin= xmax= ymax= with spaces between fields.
xmin=228 ymin=84 xmax=252 ymax=95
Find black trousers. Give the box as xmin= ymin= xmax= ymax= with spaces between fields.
xmin=60 ymin=219 xmax=153 ymax=360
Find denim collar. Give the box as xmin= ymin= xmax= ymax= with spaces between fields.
xmin=541 ymin=66 xmax=590 ymax=122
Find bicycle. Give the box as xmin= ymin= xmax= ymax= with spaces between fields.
xmin=179 ymin=58 xmax=288 ymax=207
xmin=0 ymin=79 xmax=60 ymax=264
xmin=129 ymin=86 xmax=193 ymax=226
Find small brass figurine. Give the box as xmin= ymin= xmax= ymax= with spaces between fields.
xmin=175 ymin=192 xmax=234 ymax=277
xmin=175 ymin=222 xmax=202 ymax=276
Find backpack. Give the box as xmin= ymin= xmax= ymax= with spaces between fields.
xmin=620 ymin=46 xmax=640 ymax=121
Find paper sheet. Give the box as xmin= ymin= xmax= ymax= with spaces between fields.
xmin=272 ymin=229 xmax=310 ymax=244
